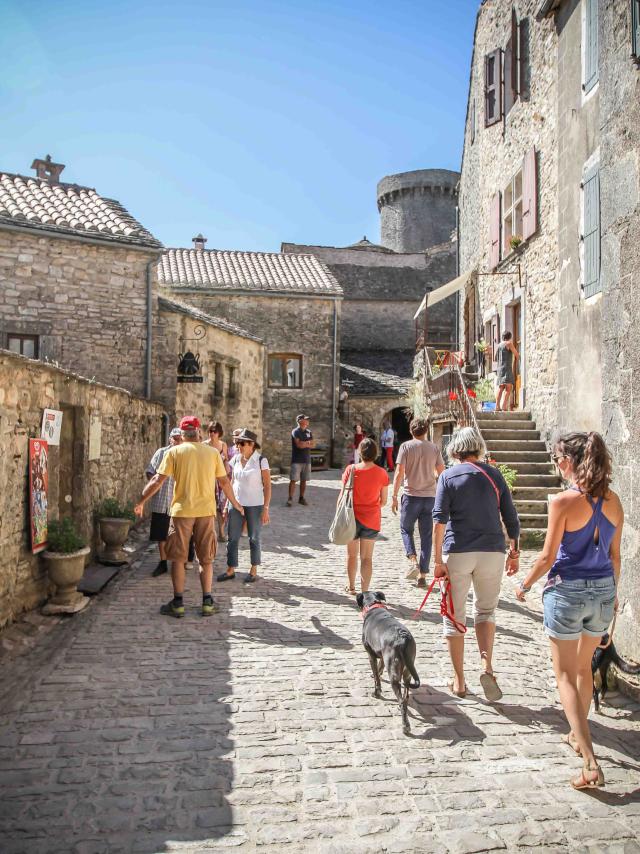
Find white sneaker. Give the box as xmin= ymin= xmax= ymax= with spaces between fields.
xmin=185 ymin=561 xmax=194 ymax=570
xmin=405 ymin=560 xmax=419 ymax=580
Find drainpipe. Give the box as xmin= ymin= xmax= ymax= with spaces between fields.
xmin=330 ymin=299 xmax=338 ymax=466
xmin=145 ymin=260 xmax=154 ymax=399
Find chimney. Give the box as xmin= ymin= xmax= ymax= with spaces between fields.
xmin=192 ymin=233 xmax=207 ymax=250
xmin=31 ymin=154 xmax=65 ymax=183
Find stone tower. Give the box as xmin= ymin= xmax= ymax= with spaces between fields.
xmin=377 ymin=168 xmax=460 ymax=253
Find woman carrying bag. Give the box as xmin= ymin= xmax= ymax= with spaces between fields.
xmin=335 ymin=438 xmax=388 ymax=596
xmin=217 ymin=429 xmax=271 ymax=585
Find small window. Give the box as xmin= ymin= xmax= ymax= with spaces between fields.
xmin=502 ymin=168 xmax=524 ymax=254
xmin=214 ymin=363 xmax=224 ymax=398
xmin=633 ymin=0 xmax=640 ymax=59
xmin=582 ymin=163 xmax=601 ymax=297
xmin=7 ymin=334 xmax=39 ymax=358
xmin=583 ymin=0 xmax=599 ymax=94
xmin=227 ymin=366 xmax=238 ymax=400
xmin=484 ymin=49 xmax=503 ymax=126
xmin=268 ymin=354 xmax=302 ymax=388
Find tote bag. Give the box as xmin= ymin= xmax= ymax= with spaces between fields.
xmin=329 ymin=465 xmax=357 ymax=545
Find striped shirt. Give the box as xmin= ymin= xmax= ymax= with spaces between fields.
xmin=145 ymin=445 xmax=174 ymax=514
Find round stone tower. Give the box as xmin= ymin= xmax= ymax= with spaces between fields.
xmin=377 ymin=168 xmax=460 ymax=253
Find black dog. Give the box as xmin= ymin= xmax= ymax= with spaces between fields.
xmin=356 ymin=591 xmax=420 ymax=734
xmin=592 ymin=633 xmax=640 ymax=712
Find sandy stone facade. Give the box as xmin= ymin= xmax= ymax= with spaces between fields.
xmin=0 ymin=351 xmax=164 ymax=627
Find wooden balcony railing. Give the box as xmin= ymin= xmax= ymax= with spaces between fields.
xmin=423 ymin=349 xmax=479 ymax=431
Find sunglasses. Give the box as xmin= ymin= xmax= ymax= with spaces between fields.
xmin=551 ymin=454 xmax=564 ymax=464
xmin=237 ymin=440 xmax=253 ymax=446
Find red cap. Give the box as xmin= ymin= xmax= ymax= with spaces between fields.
xmin=179 ymin=415 xmax=201 ymax=431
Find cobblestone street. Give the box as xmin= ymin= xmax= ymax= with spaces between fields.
xmin=1 ymin=471 xmax=639 ymax=853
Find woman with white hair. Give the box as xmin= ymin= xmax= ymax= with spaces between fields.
xmin=432 ymin=426 xmax=520 ymax=700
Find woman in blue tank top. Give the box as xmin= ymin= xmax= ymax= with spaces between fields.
xmin=515 ymin=432 xmax=623 ymax=790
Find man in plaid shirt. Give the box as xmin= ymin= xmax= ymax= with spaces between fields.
xmin=146 ymin=428 xmax=183 ymax=576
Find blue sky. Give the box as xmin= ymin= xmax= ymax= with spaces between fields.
xmin=1 ymin=0 xmax=478 ymax=251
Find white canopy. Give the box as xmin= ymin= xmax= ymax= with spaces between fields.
xmin=413 ymin=270 xmax=474 ymax=319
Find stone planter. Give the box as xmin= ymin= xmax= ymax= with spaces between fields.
xmin=98 ymin=518 xmax=132 ymax=565
xmin=42 ymin=546 xmax=91 ymax=614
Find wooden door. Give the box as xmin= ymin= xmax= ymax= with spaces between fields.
xmin=512 ymin=301 xmax=522 ymax=409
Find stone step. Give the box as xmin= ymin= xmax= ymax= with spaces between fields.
xmin=486 ymin=438 xmax=545 ymax=450
xmin=477 ymin=410 xmax=532 ymax=421
xmin=514 ymin=474 xmax=562 ymax=488
xmin=477 ymin=418 xmax=536 ymax=430
xmin=488 ymin=448 xmax=548 ymax=460
xmin=518 ymin=513 xmax=550 ymax=527
xmin=513 ymin=500 xmax=549 ymax=514
xmin=502 ymin=461 xmax=556 ymax=475
xmin=482 ymin=429 xmax=541 ymax=441
xmin=520 ymin=528 xmax=547 ymax=548
xmin=513 ymin=486 xmax=562 ymax=500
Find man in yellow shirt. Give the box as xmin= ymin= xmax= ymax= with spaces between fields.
xmin=135 ymin=415 xmax=243 ymax=617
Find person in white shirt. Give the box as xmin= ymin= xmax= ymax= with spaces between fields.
xmin=380 ymin=421 xmax=396 ymax=471
xmin=217 ymin=428 xmax=271 ymax=584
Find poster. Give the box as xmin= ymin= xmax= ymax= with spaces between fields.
xmin=29 ymin=438 xmax=49 ymax=554
xmin=41 ymin=409 xmax=63 ymax=446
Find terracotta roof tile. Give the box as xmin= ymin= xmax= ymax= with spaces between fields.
xmin=159 ymin=247 xmax=342 ymax=296
xmin=0 ymin=172 xmax=162 ymax=249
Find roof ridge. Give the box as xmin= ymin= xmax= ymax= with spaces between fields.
xmin=167 ymin=245 xmax=324 ymax=260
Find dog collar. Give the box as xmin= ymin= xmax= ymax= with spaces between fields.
xmin=361 ymin=602 xmax=388 ymax=618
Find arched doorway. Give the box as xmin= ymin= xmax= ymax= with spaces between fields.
xmin=389 ymin=407 xmax=411 ymax=446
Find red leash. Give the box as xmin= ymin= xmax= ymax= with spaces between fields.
xmin=413 ymin=576 xmax=467 ymax=633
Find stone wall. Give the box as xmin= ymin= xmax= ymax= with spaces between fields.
xmin=0 ymin=229 xmax=175 ymax=408
xmin=163 ymin=290 xmax=339 ymax=468
xmin=600 ymin=0 xmax=640 ymax=663
xmin=555 ymin=0 xmax=602 ymax=433
xmin=159 ymin=306 xmax=264 ymax=440
xmin=458 ymin=0 xmax=559 ymax=441
xmin=0 ymin=350 xmax=165 ymax=627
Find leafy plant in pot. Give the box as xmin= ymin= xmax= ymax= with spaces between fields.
xmin=96 ymin=498 xmax=136 ymax=566
xmin=43 ymin=518 xmax=90 ymax=612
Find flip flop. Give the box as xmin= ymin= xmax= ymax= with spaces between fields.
xmin=448 ymin=681 xmax=467 ymax=698
xmin=561 ymin=732 xmax=582 ymax=756
xmin=344 ymin=584 xmax=357 ymax=596
xmin=480 ymin=671 xmax=503 ymax=702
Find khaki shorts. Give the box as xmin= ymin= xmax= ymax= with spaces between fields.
xmin=165 ymin=516 xmax=217 ymax=563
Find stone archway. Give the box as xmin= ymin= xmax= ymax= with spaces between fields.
xmin=389 ymin=407 xmax=411 ymax=445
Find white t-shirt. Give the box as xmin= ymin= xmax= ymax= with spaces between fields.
xmin=231 ymin=451 xmax=270 ymax=507
xmin=381 ymin=428 xmax=395 ymax=448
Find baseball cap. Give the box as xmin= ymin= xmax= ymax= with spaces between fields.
xmin=296 ymin=414 xmax=310 ymax=423
xmin=179 ymin=415 xmax=201 ymax=431
xmin=169 ymin=427 xmax=182 ymax=438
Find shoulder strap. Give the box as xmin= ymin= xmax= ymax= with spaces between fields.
xmin=466 ymin=461 xmax=500 ymax=505
xmin=345 ymin=464 xmax=355 ymax=490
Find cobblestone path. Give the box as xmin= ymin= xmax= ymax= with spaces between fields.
xmin=1 ymin=471 xmax=640 ymax=853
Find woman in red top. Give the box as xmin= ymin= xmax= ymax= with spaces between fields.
xmin=352 ymin=423 xmax=365 ymax=462
xmin=338 ymin=438 xmax=389 ymax=595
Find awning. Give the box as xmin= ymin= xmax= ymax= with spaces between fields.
xmin=413 ymin=270 xmax=474 ymax=319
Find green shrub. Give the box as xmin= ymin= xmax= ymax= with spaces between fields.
xmin=474 ymin=377 xmax=495 ymax=403
xmin=47 ymin=518 xmax=86 ymax=554
xmin=497 ymin=464 xmax=517 ymax=492
xmin=97 ymin=498 xmax=136 ymax=521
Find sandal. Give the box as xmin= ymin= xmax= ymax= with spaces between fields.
xmin=216 ymin=571 xmax=236 ymax=582
xmin=344 ymin=584 xmax=357 ymax=596
xmin=448 ymin=681 xmax=467 ymax=698
xmin=571 ymin=761 xmax=604 ymax=789
xmin=561 ymin=732 xmax=582 ymax=756
xmin=480 ymin=671 xmax=503 ymax=702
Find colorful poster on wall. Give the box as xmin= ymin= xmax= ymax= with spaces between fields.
xmin=29 ymin=438 xmax=49 ymax=554
xmin=41 ymin=409 xmax=63 ymax=445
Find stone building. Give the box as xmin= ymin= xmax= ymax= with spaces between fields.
xmin=158 ymin=240 xmax=342 ymax=467
xmin=0 ymin=157 xmax=174 ymax=407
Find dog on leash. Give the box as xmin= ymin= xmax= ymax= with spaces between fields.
xmin=356 ymin=590 xmax=420 ymax=734
xmin=592 ymin=633 xmax=640 ymax=712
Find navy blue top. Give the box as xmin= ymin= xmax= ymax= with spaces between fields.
xmin=433 ymin=461 xmax=520 ymax=553
xmin=291 ymin=427 xmax=312 ymax=464
xmin=549 ymin=489 xmax=615 ymax=580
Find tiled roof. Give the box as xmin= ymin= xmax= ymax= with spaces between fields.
xmin=0 ymin=172 xmax=162 ymax=249
xmin=340 ymin=349 xmax=415 ymax=397
xmin=158 ymin=296 xmax=263 ymax=344
xmin=159 ymin=248 xmax=342 ymax=296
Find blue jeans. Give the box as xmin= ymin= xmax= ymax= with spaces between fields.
xmin=226 ymin=505 xmax=263 ymax=568
xmin=400 ymin=495 xmax=435 ymax=573
xmin=543 ymin=576 xmax=616 ymax=640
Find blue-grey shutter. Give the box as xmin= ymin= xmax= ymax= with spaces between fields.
xmin=633 ymin=0 xmax=640 ymax=58
xmin=583 ymin=164 xmax=601 ymax=297
xmin=583 ymin=0 xmax=599 ymax=93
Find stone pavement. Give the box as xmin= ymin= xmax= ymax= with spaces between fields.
xmin=1 ymin=471 xmax=639 ymax=854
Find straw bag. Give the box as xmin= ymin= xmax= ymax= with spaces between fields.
xmin=329 ymin=465 xmax=357 ymax=545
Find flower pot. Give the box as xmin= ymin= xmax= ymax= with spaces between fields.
xmin=98 ymin=518 xmax=132 ymax=565
xmin=43 ymin=546 xmax=91 ymax=612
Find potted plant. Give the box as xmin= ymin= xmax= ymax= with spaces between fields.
xmin=96 ymin=498 xmax=136 ymax=565
xmin=42 ymin=518 xmax=90 ymax=613
xmin=509 ymin=235 xmax=523 ymax=252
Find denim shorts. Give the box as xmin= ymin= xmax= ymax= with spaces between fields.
xmin=355 ymin=520 xmax=379 ymax=541
xmin=542 ymin=576 xmax=616 ymax=640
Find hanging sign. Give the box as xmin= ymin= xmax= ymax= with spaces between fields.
xmin=41 ymin=409 xmax=63 ymax=446
xmin=29 ymin=438 xmax=49 ymax=554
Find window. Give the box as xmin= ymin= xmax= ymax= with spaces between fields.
xmin=484 ymin=49 xmax=503 ymax=126
xmin=633 ymin=0 xmax=640 ymax=59
xmin=489 ymin=192 xmax=501 ymax=269
xmin=502 ymin=169 xmax=523 ymax=255
xmin=583 ymin=0 xmax=599 ymax=94
xmin=214 ymin=363 xmax=224 ymax=398
xmin=227 ymin=366 xmax=239 ymax=400
xmin=582 ymin=163 xmax=601 ymax=297
xmin=268 ymin=354 xmax=302 ymax=388
xmin=485 ymin=316 xmax=501 ymax=371
xmin=7 ymin=334 xmax=39 ymax=358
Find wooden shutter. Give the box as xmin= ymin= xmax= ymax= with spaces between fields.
xmin=511 ymin=10 xmax=519 ymax=95
xmin=583 ymin=0 xmax=599 ymax=93
xmin=522 ymin=147 xmax=538 ymax=240
xmin=633 ymin=0 xmax=640 ymax=58
xmin=583 ymin=164 xmax=601 ymax=297
xmin=519 ymin=17 xmax=529 ymax=100
xmin=484 ymin=49 xmax=503 ymax=126
xmin=504 ymin=38 xmax=515 ymax=115
xmin=489 ymin=192 xmax=501 ymax=269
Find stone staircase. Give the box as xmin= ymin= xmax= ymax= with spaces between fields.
xmin=476 ymin=411 xmax=562 ymax=549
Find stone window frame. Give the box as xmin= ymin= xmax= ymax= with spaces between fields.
xmin=6 ymin=333 xmax=39 ymax=359
xmin=501 ymin=168 xmax=524 ymax=256
xmin=268 ymin=353 xmax=303 ymax=389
